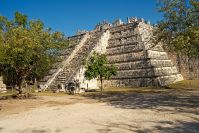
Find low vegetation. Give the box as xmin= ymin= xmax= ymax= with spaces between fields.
xmin=84 ymin=53 xmax=117 ymax=91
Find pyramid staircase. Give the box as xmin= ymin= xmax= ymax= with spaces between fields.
xmin=39 ymin=31 xmax=103 ymax=90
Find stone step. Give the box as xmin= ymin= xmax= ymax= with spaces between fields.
xmin=104 ymin=77 xmax=157 ymax=87
xmin=147 ymin=50 xmax=169 ymax=60
xmin=107 ymin=41 xmax=139 ymax=49
xmin=148 ymin=45 xmax=164 ymax=52
xmin=109 ymin=23 xmax=135 ymax=33
xmin=109 ymin=32 xmax=138 ymax=40
xmin=110 ymin=60 xmax=152 ymax=70
xmin=157 ymin=74 xmax=184 ymax=86
xmin=111 ymin=67 xmax=178 ymax=79
xmin=108 ymin=40 xmax=139 ymax=48
xmin=154 ymin=67 xmax=178 ymax=76
xmin=111 ymin=59 xmax=174 ymax=71
xmin=50 ymin=32 xmax=103 ymax=90
xmin=107 ymin=51 xmax=146 ymax=64
xmin=107 ymin=45 xmax=143 ymax=55
xmin=150 ymin=60 xmax=173 ymax=67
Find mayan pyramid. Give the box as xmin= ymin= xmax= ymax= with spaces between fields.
xmin=39 ymin=17 xmax=183 ymax=91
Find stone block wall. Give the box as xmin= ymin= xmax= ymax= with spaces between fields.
xmin=168 ymin=53 xmax=199 ymax=80
xmin=104 ymin=20 xmax=183 ymax=87
xmin=0 ymin=76 xmax=6 ymax=93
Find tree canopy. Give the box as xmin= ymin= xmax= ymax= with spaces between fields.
xmin=84 ymin=53 xmax=117 ymax=91
xmin=0 ymin=12 xmax=66 ymax=93
xmin=155 ymin=0 xmax=199 ymax=58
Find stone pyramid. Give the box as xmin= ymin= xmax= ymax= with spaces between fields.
xmin=39 ymin=17 xmax=183 ymax=91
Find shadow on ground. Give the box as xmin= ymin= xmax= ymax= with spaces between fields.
xmin=93 ymin=120 xmax=199 ymax=133
xmin=137 ymin=120 xmax=199 ymax=133
xmin=83 ymin=89 xmax=199 ymax=133
xmin=83 ymin=89 xmax=199 ymax=113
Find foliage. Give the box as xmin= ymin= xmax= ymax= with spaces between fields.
xmin=84 ymin=53 xmax=117 ymax=91
xmin=0 ymin=12 xmax=66 ymax=93
xmin=155 ymin=0 xmax=199 ymax=58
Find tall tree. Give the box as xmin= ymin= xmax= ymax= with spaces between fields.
xmin=155 ymin=0 xmax=199 ymax=57
xmin=84 ymin=53 xmax=117 ymax=91
xmin=0 ymin=12 xmax=66 ymax=93
xmin=14 ymin=11 xmax=27 ymax=27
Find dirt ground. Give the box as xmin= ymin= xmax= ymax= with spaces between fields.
xmin=0 ymin=88 xmax=199 ymax=133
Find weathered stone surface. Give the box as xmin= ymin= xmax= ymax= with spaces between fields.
xmin=107 ymin=43 xmax=143 ymax=55
xmin=104 ymin=78 xmax=157 ymax=87
xmin=39 ymin=18 xmax=186 ymax=90
xmin=49 ymin=31 xmax=104 ymax=90
xmin=0 ymin=76 xmax=6 ymax=93
xmin=39 ymin=33 xmax=88 ymax=90
xmin=112 ymin=60 xmax=152 ymax=70
xmin=105 ymin=19 xmax=183 ymax=87
xmin=108 ymin=51 xmax=147 ymax=64
xmin=168 ymin=53 xmax=199 ymax=80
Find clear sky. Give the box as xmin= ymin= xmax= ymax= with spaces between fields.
xmin=0 ymin=0 xmax=162 ymax=36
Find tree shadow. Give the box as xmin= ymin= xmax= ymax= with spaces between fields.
xmin=137 ymin=120 xmax=199 ymax=133
xmin=84 ymin=89 xmax=199 ymax=132
xmin=83 ymin=89 xmax=199 ymax=115
xmin=92 ymin=118 xmax=199 ymax=133
xmin=94 ymin=122 xmax=138 ymax=133
xmin=0 ymin=127 xmax=3 ymax=133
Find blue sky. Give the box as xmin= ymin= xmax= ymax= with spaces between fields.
xmin=0 ymin=0 xmax=162 ymax=36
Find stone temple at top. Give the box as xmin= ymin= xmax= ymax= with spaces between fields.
xmin=39 ymin=17 xmax=185 ymax=91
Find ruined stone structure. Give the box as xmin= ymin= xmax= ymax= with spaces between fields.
xmin=39 ymin=17 xmax=185 ymax=91
xmin=168 ymin=54 xmax=199 ymax=80
xmin=0 ymin=76 xmax=6 ymax=93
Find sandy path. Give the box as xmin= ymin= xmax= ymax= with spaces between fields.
xmin=0 ymin=90 xmax=199 ymax=133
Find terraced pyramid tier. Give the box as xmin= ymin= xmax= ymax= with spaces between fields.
xmin=104 ymin=21 xmax=183 ymax=87
xmin=39 ymin=18 xmax=183 ymax=91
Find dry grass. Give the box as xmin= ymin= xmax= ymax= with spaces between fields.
xmin=82 ymin=87 xmax=166 ymax=97
xmin=0 ymin=89 xmax=16 ymax=97
xmin=83 ymin=80 xmax=199 ymax=96
xmin=167 ymin=80 xmax=199 ymax=89
xmin=34 ymin=91 xmax=68 ymax=97
xmin=0 ymin=89 xmax=67 ymax=98
xmin=103 ymin=87 xmax=165 ymax=93
xmin=1 ymin=80 xmax=198 ymax=98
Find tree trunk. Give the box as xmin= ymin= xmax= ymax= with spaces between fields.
xmin=177 ymin=53 xmax=181 ymax=73
xmin=33 ymin=77 xmax=37 ymax=86
xmin=100 ymin=77 xmax=103 ymax=91
xmin=17 ymin=77 xmax=25 ymax=94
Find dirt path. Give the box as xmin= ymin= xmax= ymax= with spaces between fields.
xmin=0 ymin=89 xmax=199 ymax=133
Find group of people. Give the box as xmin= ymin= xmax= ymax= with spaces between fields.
xmin=66 ymin=79 xmax=80 ymax=95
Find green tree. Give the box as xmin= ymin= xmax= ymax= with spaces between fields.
xmin=15 ymin=11 xmax=27 ymax=27
xmin=0 ymin=12 xmax=66 ymax=93
xmin=155 ymin=0 xmax=199 ymax=57
xmin=84 ymin=53 xmax=117 ymax=91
